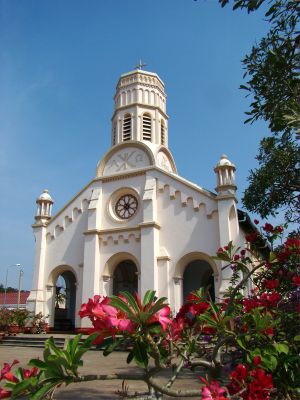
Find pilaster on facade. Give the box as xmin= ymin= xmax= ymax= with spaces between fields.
xmin=27 ymin=224 xmax=47 ymax=313
xmin=87 ymin=183 xmax=102 ymax=231
xmin=82 ymin=233 xmax=100 ymax=305
xmin=81 ymin=184 xmax=102 ymax=310
xmin=139 ymin=173 xmax=159 ymax=295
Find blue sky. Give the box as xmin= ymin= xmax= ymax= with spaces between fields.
xmin=0 ymin=0 xmax=272 ymax=290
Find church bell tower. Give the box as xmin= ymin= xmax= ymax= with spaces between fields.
xmin=111 ymin=65 xmax=169 ymax=148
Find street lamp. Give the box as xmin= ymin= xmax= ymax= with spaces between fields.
xmin=3 ymin=264 xmax=22 ymax=308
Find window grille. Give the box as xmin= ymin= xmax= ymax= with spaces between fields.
xmin=123 ymin=115 xmax=131 ymax=141
xmin=142 ymin=114 xmax=151 ymax=141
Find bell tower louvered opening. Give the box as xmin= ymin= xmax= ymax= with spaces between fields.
xmin=112 ymin=122 xmax=117 ymax=145
xmin=142 ymin=114 xmax=152 ymax=141
xmin=161 ymin=120 xmax=165 ymax=145
xmin=123 ymin=114 xmax=132 ymax=141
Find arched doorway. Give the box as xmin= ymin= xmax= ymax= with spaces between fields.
xmin=54 ymin=270 xmax=76 ymax=331
xmin=113 ymin=260 xmax=138 ymax=296
xmin=183 ymin=260 xmax=215 ymax=302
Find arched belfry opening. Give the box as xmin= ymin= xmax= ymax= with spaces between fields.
xmin=53 ymin=270 xmax=77 ymax=331
xmin=113 ymin=260 xmax=138 ymax=296
xmin=183 ymin=260 xmax=215 ymax=302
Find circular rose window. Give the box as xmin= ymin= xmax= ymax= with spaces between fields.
xmin=115 ymin=194 xmax=138 ymax=220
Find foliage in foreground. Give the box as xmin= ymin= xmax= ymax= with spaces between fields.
xmin=218 ymin=0 xmax=300 ymax=223
xmin=0 ymin=224 xmax=299 ymax=399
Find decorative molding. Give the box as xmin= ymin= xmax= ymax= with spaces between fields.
xmin=102 ymin=275 xmax=111 ymax=282
xmin=101 ymin=170 xmax=145 ymax=182
xmin=157 ymin=255 xmax=171 ymax=261
xmin=173 ymin=277 xmax=183 ymax=285
xmin=112 ymin=103 xmax=168 ymax=120
xmin=138 ymin=222 xmax=160 ymax=230
xmin=85 ymin=226 xmax=140 ymax=236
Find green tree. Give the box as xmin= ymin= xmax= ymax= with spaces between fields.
xmin=219 ymin=0 xmax=300 ymax=223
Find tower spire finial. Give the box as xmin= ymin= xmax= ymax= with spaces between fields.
xmin=134 ymin=59 xmax=147 ymax=70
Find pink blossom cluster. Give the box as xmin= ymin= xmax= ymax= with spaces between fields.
xmin=79 ymin=293 xmax=171 ymax=344
xmin=0 ymin=360 xmax=38 ymax=399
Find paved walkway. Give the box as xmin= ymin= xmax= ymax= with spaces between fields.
xmin=0 ymin=340 xmax=202 ymax=399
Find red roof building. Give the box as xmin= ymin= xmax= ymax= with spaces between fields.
xmin=0 ymin=292 xmax=30 ymax=309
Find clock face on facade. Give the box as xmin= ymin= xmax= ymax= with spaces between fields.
xmin=115 ymin=194 xmax=138 ymax=219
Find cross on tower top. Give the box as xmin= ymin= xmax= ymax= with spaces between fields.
xmin=134 ymin=60 xmax=147 ymax=70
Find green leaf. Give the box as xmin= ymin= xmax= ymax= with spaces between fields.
xmin=109 ymin=296 xmax=135 ymax=317
xmin=11 ymin=379 xmax=33 ymax=396
xmin=274 ymin=343 xmax=289 ymax=355
xmin=70 ymin=334 xmax=82 ymax=357
xmin=103 ymin=338 xmax=124 ymax=356
xmin=120 ymin=291 xmax=139 ymax=313
xmin=28 ymin=359 xmax=47 ymax=370
xmin=294 ymin=335 xmax=300 ymax=342
xmin=31 ymin=383 xmax=56 ymax=400
xmin=148 ymin=322 xmax=162 ymax=334
xmin=133 ymin=341 xmax=148 ymax=369
xmin=138 ymin=311 xmax=151 ymax=324
xmin=262 ymin=354 xmax=278 ymax=371
xmin=236 ymin=338 xmax=247 ymax=350
xmin=127 ymin=350 xmax=134 ymax=364
xmin=142 ymin=290 xmax=156 ymax=306
xmin=149 ymin=297 xmax=168 ymax=315
xmin=83 ymin=332 xmax=99 ymax=347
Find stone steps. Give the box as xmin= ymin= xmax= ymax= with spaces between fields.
xmin=0 ymin=334 xmax=85 ymax=349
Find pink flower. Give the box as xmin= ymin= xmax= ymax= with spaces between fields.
xmin=0 ymin=360 xmax=19 ymax=380
xmin=2 ymin=371 xmax=18 ymax=383
xmin=200 ymin=379 xmax=227 ymax=400
xmin=148 ymin=305 xmax=172 ymax=331
xmin=154 ymin=306 xmax=172 ymax=331
xmin=22 ymin=367 xmax=39 ymax=379
xmin=0 ymin=388 xmax=11 ymax=399
xmin=102 ymin=304 xmax=135 ymax=333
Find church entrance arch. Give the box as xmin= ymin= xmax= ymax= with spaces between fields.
xmin=48 ymin=267 xmax=77 ymax=331
xmin=175 ymin=252 xmax=217 ymax=307
xmin=183 ymin=260 xmax=215 ymax=301
xmin=113 ymin=260 xmax=138 ymax=296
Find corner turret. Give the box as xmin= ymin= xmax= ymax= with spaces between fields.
xmin=214 ymin=154 xmax=237 ymax=197
xmin=35 ymin=189 xmax=53 ymax=224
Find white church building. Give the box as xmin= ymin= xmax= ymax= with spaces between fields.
xmin=27 ymin=67 xmax=250 ymax=330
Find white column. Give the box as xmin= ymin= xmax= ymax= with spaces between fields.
xmin=27 ymin=225 xmax=47 ymax=314
xmin=217 ymin=198 xmax=237 ymax=294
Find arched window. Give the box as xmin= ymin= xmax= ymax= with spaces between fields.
xmin=161 ymin=120 xmax=165 ymax=145
xmin=113 ymin=260 xmax=138 ymax=296
xmin=142 ymin=114 xmax=152 ymax=141
xmin=123 ymin=114 xmax=131 ymax=141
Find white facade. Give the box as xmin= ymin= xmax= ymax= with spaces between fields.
xmin=27 ymin=69 xmax=248 ymax=329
